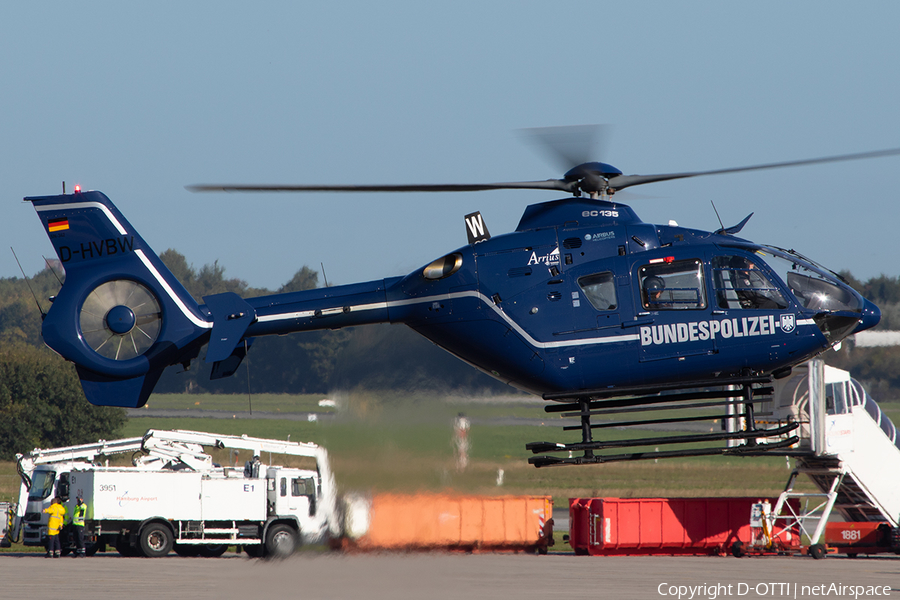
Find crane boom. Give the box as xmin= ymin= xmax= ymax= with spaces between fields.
xmin=142 ymin=429 xmax=325 ymax=459
xmin=16 ymin=437 xmax=145 ymax=479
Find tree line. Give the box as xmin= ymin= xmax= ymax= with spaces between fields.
xmin=4 ymin=256 xmax=899 ymax=397
xmin=0 ymin=251 xmax=508 ymax=458
xmin=2 ymin=255 xmax=899 ymax=458
xmin=0 ymin=343 xmax=125 ymax=459
xmin=825 ymin=271 xmax=900 ymax=401
xmin=0 ymin=251 xmax=508 ymax=397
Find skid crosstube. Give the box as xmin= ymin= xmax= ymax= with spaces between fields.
xmin=528 ymin=437 xmax=800 ymax=467
xmin=527 ymin=376 xmax=799 ymax=467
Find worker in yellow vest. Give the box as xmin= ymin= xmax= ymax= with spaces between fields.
xmin=70 ymin=496 xmax=87 ymax=558
xmin=43 ymin=497 xmax=66 ymax=558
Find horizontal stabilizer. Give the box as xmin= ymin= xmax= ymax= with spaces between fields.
xmin=203 ymin=292 xmax=257 ymax=363
xmin=210 ymin=339 xmax=254 ymax=380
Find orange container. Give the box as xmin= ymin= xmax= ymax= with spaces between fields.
xmin=823 ymin=522 xmax=894 ymax=553
xmin=350 ymin=493 xmax=553 ymax=552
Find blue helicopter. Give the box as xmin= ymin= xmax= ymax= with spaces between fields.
xmin=27 ymin=142 xmax=898 ymax=466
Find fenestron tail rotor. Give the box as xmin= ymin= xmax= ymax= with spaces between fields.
xmin=80 ymin=280 xmax=162 ymax=361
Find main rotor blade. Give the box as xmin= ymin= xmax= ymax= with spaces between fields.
xmin=187 ymin=180 xmax=576 ymax=193
xmin=607 ymin=147 xmax=900 ymax=191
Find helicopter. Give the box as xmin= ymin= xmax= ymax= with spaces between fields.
xmin=26 ymin=137 xmax=898 ymax=466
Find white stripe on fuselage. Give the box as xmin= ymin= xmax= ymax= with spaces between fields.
xmin=256 ymin=290 xmax=639 ymax=350
xmin=255 ymin=291 xmax=823 ymax=351
xmin=135 ymin=250 xmax=212 ymax=329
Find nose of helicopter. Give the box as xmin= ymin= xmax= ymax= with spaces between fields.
xmin=810 ymin=295 xmax=881 ymax=346
xmin=857 ymin=298 xmax=882 ymax=333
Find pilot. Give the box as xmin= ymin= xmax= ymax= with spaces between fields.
xmin=643 ymin=276 xmax=669 ymax=309
xmin=734 ymin=261 xmax=782 ymax=309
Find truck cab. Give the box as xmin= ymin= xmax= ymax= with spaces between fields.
xmin=20 ymin=463 xmax=86 ymax=548
xmin=267 ymin=466 xmax=330 ymax=544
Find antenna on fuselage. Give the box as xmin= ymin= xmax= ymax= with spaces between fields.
xmin=711 ymin=200 xmax=726 ymax=231
xmin=43 ymin=256 xmax=63 ymax=286
xmin=245 ymin=339 xmax=253 ymax=416
xmin=11 ymin=247 xmax=45 ymax=320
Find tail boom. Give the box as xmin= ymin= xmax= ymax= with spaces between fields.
xmin=28 ymin=190 xmax=407 ymax=408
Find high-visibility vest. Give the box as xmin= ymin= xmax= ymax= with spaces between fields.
xmin=72 ymin=503 xmax=86 ymax=527
xmin=43 ymin=504 xmax=66 ymax=536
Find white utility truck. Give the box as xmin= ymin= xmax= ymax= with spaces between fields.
xmin=8 ymin=429 xmax=339 ymax=558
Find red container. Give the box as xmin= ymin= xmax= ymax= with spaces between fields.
xmin=569 ymin=497 xmax=798 ymax=556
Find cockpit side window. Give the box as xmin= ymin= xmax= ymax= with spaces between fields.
xmin=759 ymin=247 xmax=863 ymax=313
xmin=638 ymin=259 xmax=706 ymax=310
xmin=712 ymin=255 xmax=788 ymax=310
xmin=28 ymin=470 xmax=57 ymax=501
xmin=578 ymin=272 xmax=617 ymax=311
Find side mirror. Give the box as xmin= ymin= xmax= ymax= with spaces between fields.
xmin=57 ymin=474 xmax=70 ymax=501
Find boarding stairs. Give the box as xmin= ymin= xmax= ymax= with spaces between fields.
xmin=764 ymin=360 xmax=900 ymax=545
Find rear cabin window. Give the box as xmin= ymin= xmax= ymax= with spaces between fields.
xmin=639 ymin=259 xmax=706 ymax=311
xmin=712 ymin=255 xmax=788 ymax=310
xmin=578 ymin=272 xmax=617 ymax=310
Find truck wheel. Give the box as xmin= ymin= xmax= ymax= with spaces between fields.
xmin=85 ymin=542 xmax=104 ymax=557
xmin=809 ymin=544 xmax=826 ymax=560
xmin=265 ymin=524 xmax=298 ymax=559
xmin=139 ymin=523 xmax=174 ymax=558
xmin=731 ymin=541 xmax=745 ymax=558
xmin=244 ymin=544 xmax=264 ymax=558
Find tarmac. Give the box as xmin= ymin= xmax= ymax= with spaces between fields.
xmin=2 ymin=551 xmax=898 ymax=600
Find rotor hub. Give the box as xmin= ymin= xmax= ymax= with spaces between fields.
xmin=564 ymin=162 xmax=623 ymax=195
xmin=106 ymin=305 xmax=136 ymax=334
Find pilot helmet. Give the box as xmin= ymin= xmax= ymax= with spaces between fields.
xmin=644 ymin=276 xmax=666 ymax=295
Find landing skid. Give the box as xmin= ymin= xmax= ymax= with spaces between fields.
xmin=527 ymin=376 xmax=800 ymax=467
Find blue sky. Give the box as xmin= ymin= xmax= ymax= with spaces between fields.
xmin=3 ymin=1 xmax=900 ymax=291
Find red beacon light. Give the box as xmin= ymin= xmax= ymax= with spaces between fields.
xmin=74 ymin=185 xmax=81 ymax=193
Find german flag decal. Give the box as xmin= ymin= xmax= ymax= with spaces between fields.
xmin=48 ymin=218 xmax=69 ymax=232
